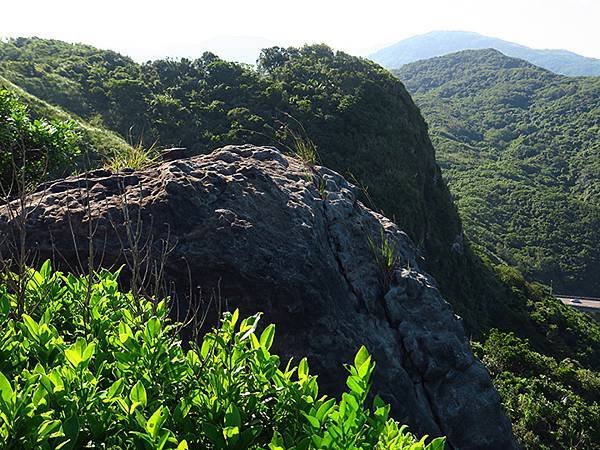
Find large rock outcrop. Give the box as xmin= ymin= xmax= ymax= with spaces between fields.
xmin=0 ymin=145 xmax=516 ymax=449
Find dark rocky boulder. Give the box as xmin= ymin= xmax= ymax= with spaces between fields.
xmin=0 ymin=145 xmax=516 ymax=449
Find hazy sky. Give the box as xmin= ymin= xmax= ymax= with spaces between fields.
xmin=1 ymin=0 xmax=598 ymax=62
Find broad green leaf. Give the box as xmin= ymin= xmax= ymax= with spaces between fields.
xmin=105 ymin=378 xmax=124 ymax=401
xmin=22 ymin=313 xmax=40 ymax=339
xmin=157 ymin=430 xmax=171 ymax=450
xmin=346 ymin=376 xmax=365 ymax=396
xmin=116 ymin=397 xmax=130 ymax=415
xmin=134 ymin=410 xmax=147 ymax=429
xmin=118 ymin=322 xmax=134 ymax=343
xmin=311 ymin=434 xmax=324 ymax=447
xmin=37 ymin=419 xmax=62 ymax=440
xmin=146 ymin=406 xmax=168 ymax=439
xmin=343 ymin=392 xmax=359 ymax=412
xmin=373 ymin=394 xmax=385 ymax=410
xmin=426 ymin=437 xmax=446 ymax=450
xmin=250 ymin=333 xmax=261 ymax=350
xmin=354 ymin=345 xmax=369 ymax=369
xmin=303 ymin=412 xmax=320 ymax=428
xmin=316 ymin=398 xmax=336 ymax=421
xmin=145 ymin=317 xmax=161 ymax=339
xmin=65 ymin=339 xmax=86 ymax=368
xmin=32 ymin=385 xmax=47 ymax=407
xmin=225 ymin=403 xmax=241 ymax=428
xmin=48 ymin=370 xmax=65 ymax=392
xmin=81 ymin=341 xmax=96 ymax=364
xmin=231 ymin=309 xmax=240 ymax=327
xmin=270 ymin=431 xmax=284 ymax=446
xmin=200 ymin=337 xmax=214 ymax=359
xmin=298 ymin=358 xmax=309 ymax=380
xmin=0 ymin=371 xmax=13 ymax=403
xmin=357 ymin=355 xmax=372 ymax=379
xmin=259 ymin=324 xmax=276 ymax=351
xmin=129 ymin=380 xmax=147 ymax=409
xmin=40 ymin=260 xmax=52 ymax=278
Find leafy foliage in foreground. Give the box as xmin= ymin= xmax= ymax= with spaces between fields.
xmin=395 ymin=49 xmax=600 ymax=296
xmin=0 ymin=263 xmax=444 ymax=449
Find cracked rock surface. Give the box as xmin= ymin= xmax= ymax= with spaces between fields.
xmin=0 ymin=145 xmax=516 ymax=449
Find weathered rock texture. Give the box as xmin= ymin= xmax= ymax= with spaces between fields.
xmin=0 ymin=145 xmax=516 ymax=449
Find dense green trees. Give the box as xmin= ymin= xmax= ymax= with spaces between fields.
xmin=395 ymin=49 xmax=600 ymax=296
xmin=0 ymin=73 xmax=132 ymax=191
xmin=476 ymin=263 xmax=600 ymax=448
xmin=476 ymin=330 xmax=600 ymax=449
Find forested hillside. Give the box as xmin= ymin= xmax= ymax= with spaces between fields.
xmin=395 ymin=49 xmax=600 ymax=297
xmin=1 ymin=38 xmax=599 ymax=448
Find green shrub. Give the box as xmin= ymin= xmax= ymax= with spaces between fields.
xmin=0 ymin=263 xmax=445 ymax=449
xmin=477 ymin=330 xmax=600 ymax=449
xmin=0 ymin=89 xmax=81 ymax=191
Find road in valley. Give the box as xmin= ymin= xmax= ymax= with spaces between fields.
xmin=557 ymin=295 xmax=600 ymax=313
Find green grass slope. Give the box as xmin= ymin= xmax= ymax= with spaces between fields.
xmin=395 ymin=49 xmax=600 ymax=297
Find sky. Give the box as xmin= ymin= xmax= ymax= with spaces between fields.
xmin=1 ymin=0 xmax=599 ymax=63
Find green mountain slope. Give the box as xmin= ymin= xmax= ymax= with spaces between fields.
xmin=371 ymin=31 xmax=600 ymax=76
xmin=0 ymin=37 xmax=140 ymax=126
xmin=395 ymin=49 xmax=600 ymax=297
xmin=1 ymin=38 xmax=599 ymax=448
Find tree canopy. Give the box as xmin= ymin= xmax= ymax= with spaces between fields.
xmin=396 ymin=49 xmax=600 ymax=296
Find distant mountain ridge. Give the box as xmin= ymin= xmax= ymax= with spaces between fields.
xmin=370 ymin=31 xmax=600 ymax=76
